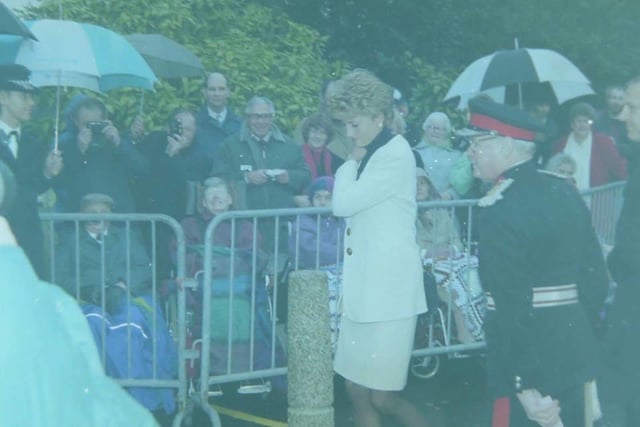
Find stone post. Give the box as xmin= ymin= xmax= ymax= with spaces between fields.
xmin=287 ymin=270 xmax=335 ymax=427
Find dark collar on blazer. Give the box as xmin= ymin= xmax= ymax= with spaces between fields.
xmin=357 ymin=128 xmax=394 ymax=179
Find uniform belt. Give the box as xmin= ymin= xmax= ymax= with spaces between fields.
xmin=485 ymin=284 xmax=578 ymax=311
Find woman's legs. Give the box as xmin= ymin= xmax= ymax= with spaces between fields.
xmin=345 ymin=379 xmax=428 ymax=427
xmin=345 ymin=380 xmax=382 ymax=427
xmin=371 ymin=389 xmax=428 ymax=427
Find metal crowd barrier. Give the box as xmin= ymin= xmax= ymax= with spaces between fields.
xmin=39 ymin=213 xmax=195 ymax=427
xmin=411 ymin=181 xmax=626 ymax=378
xmin=38 ymin=180 xmax=624 ymax=425
xmin=582 ymin=181 xmax=625 ymax=246
xmin=195 ymin=180 xmax=626 ymax=402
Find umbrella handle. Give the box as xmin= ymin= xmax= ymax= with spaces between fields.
xmin=54 ymin=71 xmax=61 ymax=152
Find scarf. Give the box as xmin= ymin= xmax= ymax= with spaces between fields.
xmin=303 ymin=144 xmax=333 ymax=179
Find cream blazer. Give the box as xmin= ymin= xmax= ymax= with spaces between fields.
xmin=333 ymin=134 xmax=427 ymax=322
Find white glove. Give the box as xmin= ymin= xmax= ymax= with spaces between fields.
xmin=516 ymin=388 xmax=563 ymax=427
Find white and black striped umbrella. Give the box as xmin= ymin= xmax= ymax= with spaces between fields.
xmin=445 ymin=48 xmax=593 ymax=106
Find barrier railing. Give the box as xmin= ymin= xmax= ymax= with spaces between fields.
xmin=40 ymin=213 xmax=192 ymax=426
xmin=38 ymin=180 xmax=625 ymax=424
xmin=195 ymin=181 xmax=625 ymax=401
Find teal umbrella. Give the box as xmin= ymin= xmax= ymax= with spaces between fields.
xmin=0 ymin=19 xmax=157 ymax=92
xmin=0 ymin=19 xmax=158 ymax=149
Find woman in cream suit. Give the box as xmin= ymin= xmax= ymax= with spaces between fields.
xmin=328 ymin=69 xmax=428 ymax=427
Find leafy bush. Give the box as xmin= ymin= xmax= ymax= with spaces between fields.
xmin=403 ymin=54 xmax=466 ymax=131
xmin=22 ymin=0 xmax=335 ymax=137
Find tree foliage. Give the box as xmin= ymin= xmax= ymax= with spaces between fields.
xmin=258 ymin=0 xmax=640 ymax=113
xmin=18 ymin=0 xmax=640 ymax=140
xmin=22 ymin=0 xmax=335 ymax=135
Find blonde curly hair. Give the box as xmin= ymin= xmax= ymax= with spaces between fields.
xmin=326 ymin=69 xmax=394 ymax=124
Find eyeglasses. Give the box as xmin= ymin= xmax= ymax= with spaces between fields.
xmin=247 ymin=113 xmax=275 ymax=120
xmin=426 ymin=125 xmax=447 ymax=132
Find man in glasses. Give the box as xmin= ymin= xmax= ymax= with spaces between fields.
xmin=463 ymin=97 xmax=608 ymax=427
xmin=213 ymin=96 xmax=310 ymax=252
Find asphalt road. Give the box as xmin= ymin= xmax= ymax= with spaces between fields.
xmin=201 ymin=354 xmax=491 ymax=427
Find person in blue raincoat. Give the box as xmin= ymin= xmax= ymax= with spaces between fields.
xmin=82 ymin=292 xmax=178 ymax=426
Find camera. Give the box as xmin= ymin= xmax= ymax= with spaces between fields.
xmin=86 ymin=121 xmax=110 ymax=150
xmin=264 ymin=169 xmax=284 ymax=180
xmin=169 ymin=118 xmax=183 ymax=137
xmin=451 ymin=135 xmax=472 ymax=152
xmin=87 ymin=121 xmax=109 ymax=134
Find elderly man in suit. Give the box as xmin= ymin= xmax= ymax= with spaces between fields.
xmin=213 ymin=96 xmax=310 ymax=252
xmin=464 ymin=97 xmax=608 ymax=427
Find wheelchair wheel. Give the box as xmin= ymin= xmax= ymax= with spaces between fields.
xmin=410 ymin=353 xmax=440 ymax=379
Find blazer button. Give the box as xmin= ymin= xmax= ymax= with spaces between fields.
xmin=346 ymin=227 xmax=351 ymax=236
xmin=346 ymin=248 xmax=353 ymax=256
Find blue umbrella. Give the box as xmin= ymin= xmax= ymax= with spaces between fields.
xmin=0 ymin=19 xmax=157 ymax=149
xmin=0 ymin=19 xmax=157 ymax=92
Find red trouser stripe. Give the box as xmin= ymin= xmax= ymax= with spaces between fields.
xmin=492 ymin=397 xmax=510 ymax=427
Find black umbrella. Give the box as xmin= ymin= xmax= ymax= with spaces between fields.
xmin=444 ymin=48 xmax=592 ymax=108
xmin=0 ymin=2 xmax=37 ymax=40
xmin=125 ymin=33 xmax=204 ymax=79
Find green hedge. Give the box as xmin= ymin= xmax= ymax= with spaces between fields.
xmin=23 ymin=0 xmax=338 ymax=138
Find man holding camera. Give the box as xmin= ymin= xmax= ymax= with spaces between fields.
xmin=0 ymin=64 xmax=62 ymax=278
xmin=132 ymin=108 xmax=201 ymax=279
xmin=134 ymin=108 xmax=199 ymax=218
xmin=54 ymin=96 xmax=146 ymax=213
xmin=213 ymin=96 xmax=310 ymax=251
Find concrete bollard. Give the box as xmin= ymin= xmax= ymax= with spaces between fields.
xmin=287 ymin=270 xmax=335 ymax=427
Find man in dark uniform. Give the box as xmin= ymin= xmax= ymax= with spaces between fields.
xmin=462 ymin=98 xmax=609 ymax=426
xmin=0 ymin=64 xmax=62 ymax=278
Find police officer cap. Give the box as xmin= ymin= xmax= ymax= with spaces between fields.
xmin=457 ymin=97 xmax=544 ymax=142
xmin=0 ymin=64 xmax=36 ymax=92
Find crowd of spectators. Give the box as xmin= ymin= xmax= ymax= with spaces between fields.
xmin=2 ymin=62 xmax=631 ymax=425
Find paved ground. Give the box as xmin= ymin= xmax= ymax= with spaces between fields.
xmin=197 ymin=354 xmax=491 ymax=427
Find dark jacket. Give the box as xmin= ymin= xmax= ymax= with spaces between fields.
xmin=601 ymin=143 xmax=640 ymax=402
xmin=478 ymin=160 xmax=608 ymax=397
xmin=0 ymin=129 xmax=50 ymax=278
xmin=190 ymin=106 xmax=242 ymax=180
xmin=53 ymin=129 xmax=146 ymax=213
xmin=54 ymin=224 xmax=153 ymax=296
xmin=608 ymin=144 xmax=640 ymax=286
xmin=133 ymin=130 xmax=199 ymax=219
xmin=212 ymin=124 xmax=311 ymax=211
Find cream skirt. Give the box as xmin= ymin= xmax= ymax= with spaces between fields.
xmin=334 ymin=314 xmax=417 ymax=391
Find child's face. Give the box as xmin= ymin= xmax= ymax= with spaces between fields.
xmin=416 ymin=177 xmax=430 ymax=201
xmin=312 ymin=190 xmax=332 ymax=207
